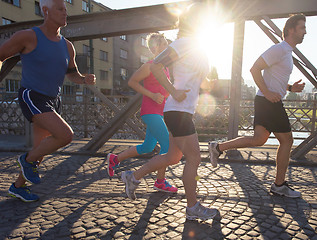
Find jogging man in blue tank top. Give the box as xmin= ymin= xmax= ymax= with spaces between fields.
xmin=0 ymin=0 xmax=96 ymax=202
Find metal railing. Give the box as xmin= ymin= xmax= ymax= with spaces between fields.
xmin=1 ymin=91 xmax=316 ymax=143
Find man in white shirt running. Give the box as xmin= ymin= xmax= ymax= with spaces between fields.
xmin=209 ymin=14 xmax=306 ymax=198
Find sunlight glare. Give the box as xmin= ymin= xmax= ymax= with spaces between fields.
xmin=195 ymin=9 xmax=234 ymax=72
xmin=196 ymin=93 xmax=216 ymax=117
xmin=164 ymin=2 xmax=187 ymax=17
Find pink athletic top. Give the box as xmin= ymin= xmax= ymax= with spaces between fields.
xmin=140 ymin=60 xmax=170 ymax=116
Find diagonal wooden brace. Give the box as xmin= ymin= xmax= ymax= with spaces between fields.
xmin=82 ymin=93 xmax=143 ymax=152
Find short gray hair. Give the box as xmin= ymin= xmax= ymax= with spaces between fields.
xmin=40 ymin=0 xmax=54 ymax=15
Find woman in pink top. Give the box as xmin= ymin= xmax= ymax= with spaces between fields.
xmin=107 ymin=33 xmax=177 ymax=193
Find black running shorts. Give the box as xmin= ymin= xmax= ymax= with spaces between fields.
xmin=254 ymin=95 xmax=291 ymax=133
xmin=163 ymin=111 xmax=196 ymax=137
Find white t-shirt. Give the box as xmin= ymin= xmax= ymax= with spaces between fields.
xmin=257 ymin=41 xmax=293 ymax=98
xmin=164 ymin=37 xmax=210 ymax=114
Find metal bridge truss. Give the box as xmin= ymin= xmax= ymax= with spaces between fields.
xmin=1 ymin=0 xmax=317 ymax=158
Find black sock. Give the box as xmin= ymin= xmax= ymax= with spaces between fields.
xmin=216 ymin=144 xmax=223 ymax=154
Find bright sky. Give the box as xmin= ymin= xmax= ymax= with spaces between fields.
xmin=96 ymin=0 xmax=317 ymax=92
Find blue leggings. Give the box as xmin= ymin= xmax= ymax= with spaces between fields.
xmin=136 ymin=114 xmax=169 ymax=155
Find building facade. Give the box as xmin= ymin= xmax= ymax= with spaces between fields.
xmin=0 ymin=0 xmax=153 ymax=96
xmin=112 ymin=34 xmax=153 ymax=94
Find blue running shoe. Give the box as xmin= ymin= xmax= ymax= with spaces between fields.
xmin=17 ymin=153 xmax=40 ymax=184
xmin=8 ymin=183 xmax=39 ymax=202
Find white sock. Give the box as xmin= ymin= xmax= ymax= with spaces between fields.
xmin=187 ymin=201 xmax=200 ymax=210
xmin=132 ymin=173 xmax=140 ymax=183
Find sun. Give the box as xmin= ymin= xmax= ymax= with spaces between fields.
xmin=195 ymin=12 xmax=234 ymax=71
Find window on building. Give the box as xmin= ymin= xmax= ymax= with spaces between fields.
xmin=83 ymin=44 xmax=91 ymax=56
xmin=99 ymin=50 xmax=108 ymax=61
xmin=140 ymin=55 xmax=149 ymax=64
xmin=2 ymin=17 xmax=15 ymax=25
xmin=66 ymin=0 xmax=73 ymax=4
xmin=100 ymin=70 xmax=108 ymax=81
xmin=62 ymin=85 xmax=75 ymax=95
xmin=120 ymin=49 xmax=128 ymax=59
xmin=35 ymin=1 xmax=41 ymax=16
xmin=101 ymin=37 xmax=107 ymax=42
xmin=120 ymin=35 xmax=127 ymax=41
xmin=141 ymin=37 xmax=147 ymax=47
xmin=120 ymin=68 xmax=128 ymax=79
xmin=2 ymin=0 xmax=20 ymax=7
xmin=5 ymin=79 xmax=20 ymax=93
xmin=82 ymin=1 xmax=89 ymax=12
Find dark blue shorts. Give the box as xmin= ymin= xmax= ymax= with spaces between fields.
xmin=18 ymin=87 xmax=61 ymax=122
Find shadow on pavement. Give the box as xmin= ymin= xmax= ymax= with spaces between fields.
xmin=182 ymin=216 xmax=224 ymax=240
xmin=230 ymin=163 xmax=315 ymax=239
xmin=128 ymin=191 xmax=171 ymax=240
xmin=0 ymin=154 xmax=92 ymax=239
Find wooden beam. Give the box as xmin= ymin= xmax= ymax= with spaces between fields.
xmin=228 ymin=20 xmax=245 ymax=140
xmin=1 ymin=0 xmax=317 ymax=45
xmin=82 ymin=93 xmax=143 ymax=152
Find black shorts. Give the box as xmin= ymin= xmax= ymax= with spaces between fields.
xmin=18 ymin=87 xmax=61 ymax=122
xmin=163 ymin=111 xmax=196 ymax=137
xmin=254 ymin=95 xmax=291 ymax=133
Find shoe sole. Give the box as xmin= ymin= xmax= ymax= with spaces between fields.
xmin=186 ymin=211 xmax=218 ymax=221
xmin=8 ymin=191 xmax=38 ymax=203
xmin=153 ymin=186 xmax=177 ymax=193
xmin=17 ymin=157 xmax=40 ymax=184
xmin=106 ymin=154 xmax=114 ymax=177
xmin=270 ymin=189 xmax=301 ymax=198
xmin=121 ymin=172 xmax=136 ymax=200
xmin=208 ymin=143 xmax=218 ymax=168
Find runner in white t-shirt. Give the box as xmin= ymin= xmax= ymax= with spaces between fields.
xmin=121 ymin=3 xmax=219 ymax=221
xmin=209 ymin=14 xmax=306 ymax=198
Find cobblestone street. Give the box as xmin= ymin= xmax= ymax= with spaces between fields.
xmin=1 ymin=148 xmax=317 ymax=239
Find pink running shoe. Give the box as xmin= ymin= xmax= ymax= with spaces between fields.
xmin=153 ymin=179 xmax=178 ymax=193
xmin=107 ymin=153 xmax=119 ymax=177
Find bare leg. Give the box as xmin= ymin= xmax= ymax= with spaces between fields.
xmin=15 ymin=112 xmax=72 ymax=187
xmin=273 ymin=132 xmax=293 ymax=185
xmin=134 ymin=133 xmax=201 ymax=208
xmin=116 ymin=145 xmax=167 ymax=179
xmin=15 ymin=121 xmax=50 ymax=187
xmin=134 ymin=135 xmax=183 ymax=180
xmin=218 ymin=125 xmax=270 ymax=152
xmin=174 ymin=133 xmax=201 ymax=208
xmin=25 ymin=112 xmax=73 ymax=163
xmin=117 ymin=146 xmax=139 ymax=162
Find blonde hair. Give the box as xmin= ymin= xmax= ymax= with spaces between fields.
xmin=146 ymin=33 xmax=166 ymax=54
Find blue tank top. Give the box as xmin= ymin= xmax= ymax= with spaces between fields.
xmin=21 ymin=27 xmax=70 ymax=97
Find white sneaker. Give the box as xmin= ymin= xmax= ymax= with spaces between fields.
xmin=121 ymin=171 xmax=140 ymax=200
xmin=186 ymin=202 xmax=218 ymax=221
xmin=208 ymin=141 xmax=221 ymax=168
xmin=270 ymin=182 xmax=301 ymax=198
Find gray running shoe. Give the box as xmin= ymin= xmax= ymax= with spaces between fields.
xmin=270 ymin=182 xmax=301 ymax=198
xmin=121 ymin=171 xmax=140 ymax=200
xmin=208 ymin=141 xmax=221 ymax=168
xmin=186 ymin=202 xmax=218 ymax=221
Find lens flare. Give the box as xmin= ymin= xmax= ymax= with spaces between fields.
xmin=196 ymin=93 xmax=216 ymax=117
xmin=164 ymin=2 xmax=187 ymax=17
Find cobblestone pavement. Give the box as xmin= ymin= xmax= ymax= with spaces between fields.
xmin=1 ymin=151 xmax=317 ymax=240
